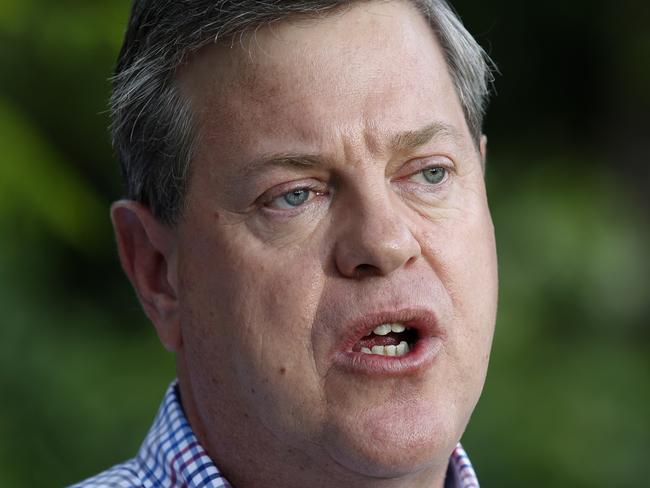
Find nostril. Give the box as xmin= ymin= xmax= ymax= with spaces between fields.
xmin=353 ymin=263 xmax=381 ymax=279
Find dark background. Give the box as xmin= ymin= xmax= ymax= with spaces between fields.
xmin=1 ymin=0 xmax=648 ymax=486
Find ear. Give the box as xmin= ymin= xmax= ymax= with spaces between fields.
xmin=110 ymin=200 xmax=181 ymax=352
xmin=479 ymin=135 xmax=488 ymax=173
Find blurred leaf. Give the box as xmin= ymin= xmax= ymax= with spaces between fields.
xmin=0 ymin=97 xmax=105 ymax=250
xmin=0 ymin=1 xmax=128 ymax=50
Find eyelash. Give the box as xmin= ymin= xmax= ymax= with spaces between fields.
xmin=263 ymin=184 xmax=327 ymax=211
xmin=406 ymin=166 xmax=450 ymax=186
xmin=260 ymin=162 xmax=451 ymax=214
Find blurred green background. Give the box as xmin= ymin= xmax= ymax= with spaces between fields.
xmin=0 ymin=0 xmax=648 ymax=486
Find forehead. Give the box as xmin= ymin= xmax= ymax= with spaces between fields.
xmin=178 ymin=0 xmax=469 ymax=166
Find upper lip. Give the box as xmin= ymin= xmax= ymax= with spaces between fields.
xmin=335 ymin=307 xmax=441 ymax=354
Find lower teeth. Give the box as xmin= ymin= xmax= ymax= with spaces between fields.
xmin=360 ymin=341 xmax=410 ymax=357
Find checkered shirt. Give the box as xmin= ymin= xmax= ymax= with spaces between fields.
xmin=72 ymin=381 xmax=480 ymax=488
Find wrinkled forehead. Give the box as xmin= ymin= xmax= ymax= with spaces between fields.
xmin=178 ymin=2 xmax=448 ymax=112
xmin=176 ymin=0 xmax=468 ymax=165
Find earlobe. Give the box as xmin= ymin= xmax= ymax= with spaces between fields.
xmin=110 ymin=200 xmax=182 ymax=352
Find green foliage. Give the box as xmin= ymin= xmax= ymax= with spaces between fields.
xmin=0 ymin=98 xmax=105 ymax=249
xmin=0 ymin=1 xmax=648 ymax=486
xmin=464 ymin=160 xmax=650 ymax=486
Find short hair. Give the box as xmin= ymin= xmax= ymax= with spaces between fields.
xmin=111 ymin=0 xmax=495 ymax=224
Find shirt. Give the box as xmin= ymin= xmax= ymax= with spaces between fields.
xmin=72 ymin=381 xmax=480 ymax=488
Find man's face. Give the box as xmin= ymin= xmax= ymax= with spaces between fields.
xmin=174 ymin=0 xmax=497 ymax=481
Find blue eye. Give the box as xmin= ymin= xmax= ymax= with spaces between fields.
xmin=283 ymin=189 xmax=310 ymax=207
xmin=266 ymin=187 xmax=317 ymax=210
xmin=421 ymin=167 xmax=446 ymax=184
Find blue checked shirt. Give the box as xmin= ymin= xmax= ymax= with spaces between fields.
xmin=72 ymin=381 xmax=480 ymax=488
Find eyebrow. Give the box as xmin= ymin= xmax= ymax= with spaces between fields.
xmin=389 ymin=121 xmax=462 ymax=153
xmin=239 ymin=121 xmax=462 ymax=177
xmin=240 ymin=153 xmax=324 ymax=180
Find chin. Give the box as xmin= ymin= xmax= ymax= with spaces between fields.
xmin=323 ymin=400 xmax=460 ymax=480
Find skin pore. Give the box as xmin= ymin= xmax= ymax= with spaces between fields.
xmin=111 ymin=1 xmax=498 ymax=487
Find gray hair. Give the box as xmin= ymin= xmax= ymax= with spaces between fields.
xmin=111 ymin=0 xmax=494 ymax=224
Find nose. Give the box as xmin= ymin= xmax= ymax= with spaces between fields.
xmin=334 ymin=188 xmax=421 ymax=278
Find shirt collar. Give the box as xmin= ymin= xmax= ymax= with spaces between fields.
xmin=137 ymin=381 xmax=479 ymax=487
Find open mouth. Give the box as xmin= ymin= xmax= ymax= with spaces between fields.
xmin=351 ymin=323 xmax=419 ymax=357
xmin=334 ymin=310 xmax=441 ymax=375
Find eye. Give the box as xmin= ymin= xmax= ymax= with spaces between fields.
xmin=411 ymin=166 xmax=447 ymax=185
xmin=268 ymin=188 xmax=318 ymax=210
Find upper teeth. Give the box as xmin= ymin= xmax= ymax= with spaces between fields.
xmin=372 ymin=323 xmax=406 ymax=336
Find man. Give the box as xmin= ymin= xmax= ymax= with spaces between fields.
xmin=75 ymin=0 xmax=497 ymax=486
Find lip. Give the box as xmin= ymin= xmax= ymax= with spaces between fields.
xmin=331 ymin=308 xmax=444 ymax=376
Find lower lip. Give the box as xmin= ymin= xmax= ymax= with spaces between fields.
xmin=333 ymin=336 xmax=443 ymax=376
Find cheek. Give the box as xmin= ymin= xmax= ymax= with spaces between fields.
xmin=179 ymin=225 xmax=330 ymax=439
xmin=421 ymin=195 xmax=497 ymax=375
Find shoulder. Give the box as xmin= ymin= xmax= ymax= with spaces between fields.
xmin=69 ymin=458 xmax=143 ymax=488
